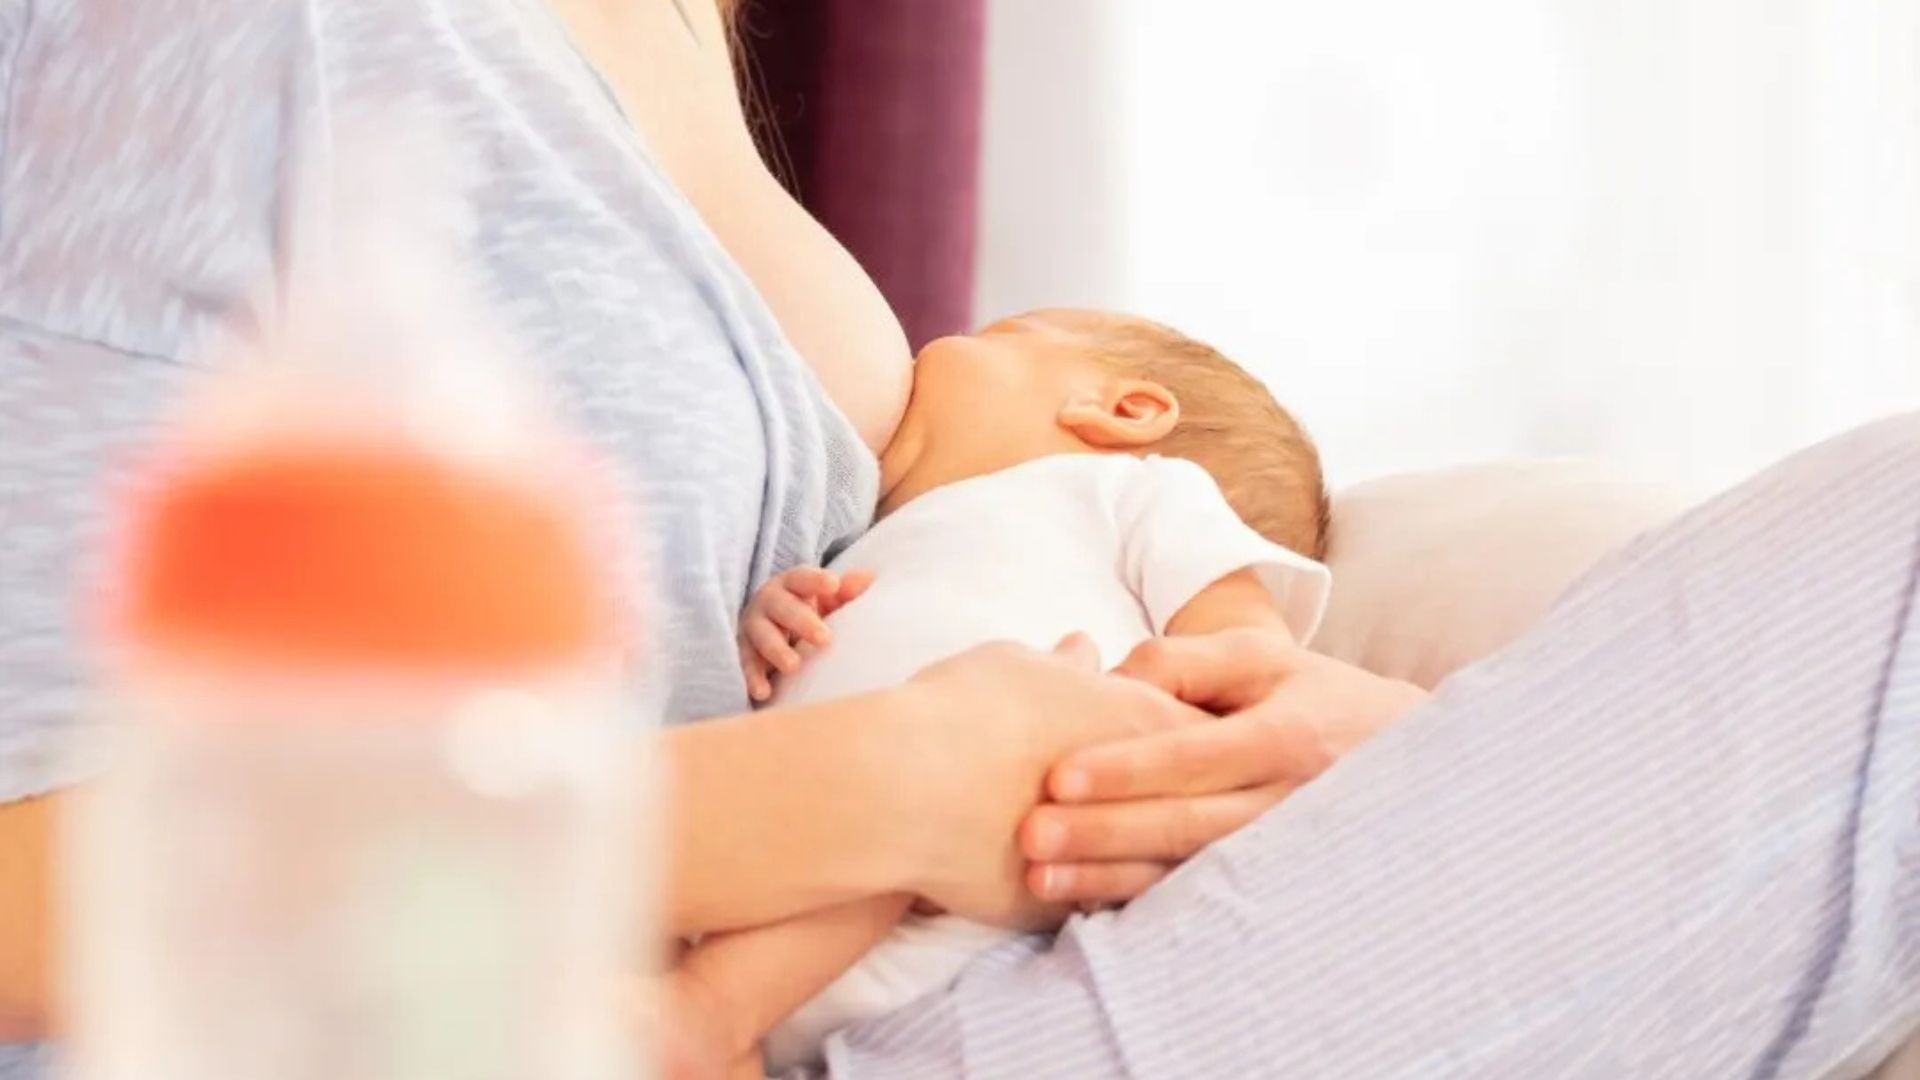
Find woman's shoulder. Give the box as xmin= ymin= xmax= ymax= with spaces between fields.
xmin=0 ymin=319 xmax=194 ymax=801
xmin=0 ymin=0 xmax=627 ymax=359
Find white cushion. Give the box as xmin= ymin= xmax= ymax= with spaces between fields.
xmin=1315 ymin=460 xmax=1693 ymax=689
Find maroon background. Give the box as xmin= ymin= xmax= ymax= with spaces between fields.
xmin=736 ymin=0 xmax=988 ymax=349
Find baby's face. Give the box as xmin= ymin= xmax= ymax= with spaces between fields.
xmin=914 ymin=310 xmax=1102 ymax=425
xmin=876 ymin=309 xmax=1170 ymax=516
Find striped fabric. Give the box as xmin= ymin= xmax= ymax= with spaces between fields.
xmin=820 ymin=413 xmax=1920 ymax=1079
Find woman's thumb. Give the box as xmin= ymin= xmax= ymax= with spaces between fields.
xmin=1052 ymin=632 xmax=1102 ymax=672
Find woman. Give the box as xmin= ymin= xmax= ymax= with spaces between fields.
xmin=0 ymin=0 xmax=1374 ymax=1042
xmin=0 ymin=1 xmax=1914 ymax=1076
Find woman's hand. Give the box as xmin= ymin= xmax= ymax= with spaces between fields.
xmin=899 ymin=634 xmax=1210 ymax=929
xmin=1019 ymin=629 xmax=1430 ymax=905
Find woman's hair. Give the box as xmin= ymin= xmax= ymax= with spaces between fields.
xmin=716 ymin=1 xmax=800 ymax=193
xmin=1094 ymin=319 xmax=1331 ymax=559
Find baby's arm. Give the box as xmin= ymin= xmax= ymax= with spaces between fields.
xmin=1119 ymin=457 xmax=1330 ymax=651
xmin=1164 ymin=566 xmax=1298 ymax=640
xmin=673 ymin=893 xmax=914 ymax=1068
xmin=738 ymin=566 xmax=875 ymax=701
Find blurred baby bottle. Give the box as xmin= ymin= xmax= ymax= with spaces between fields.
xmin=61 ymin=188 xmax=646 ymax=1080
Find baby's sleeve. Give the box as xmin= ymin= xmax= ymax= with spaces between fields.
xmin=1117 ymin=456 xmax=1332 ymax=642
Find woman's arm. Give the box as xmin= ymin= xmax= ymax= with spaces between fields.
xmin=0 ymin=638 xmax=1204 ymax=1039
xmin=0 ymin=701 xmax=910 ymax=1037
xmin=664 ymin=689 xmax=929 ymax=933
xmin=0 ymin=797 xmax=57 ymax=1040
xmin=672 ymin=894 xmax=915 ymax=1067
xmin=670 ymin=635 xmax=1206 ymax=934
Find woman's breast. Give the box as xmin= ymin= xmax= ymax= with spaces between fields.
xmin=448 ymin=4 xmax=884 ymax=718
xmin=548 ymin=0 xmax=915 ymax=455
xmin=697 ymin=171 xmax=915 ymax=455
xmin=469 ymin=156 xmax=877 ymax=720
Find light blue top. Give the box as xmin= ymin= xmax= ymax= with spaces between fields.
xmin=0 ymin=0 xmax=877 ymax=823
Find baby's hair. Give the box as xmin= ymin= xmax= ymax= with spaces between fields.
xmin=1091 ymin=318 xmax=1330 ymax=559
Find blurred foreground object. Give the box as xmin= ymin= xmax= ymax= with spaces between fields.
xmin=59 ymin=201 xmax=645 ymax=1079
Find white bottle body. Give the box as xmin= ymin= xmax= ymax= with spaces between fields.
xmin=65 ymin=671 xmax=643 ymax=1080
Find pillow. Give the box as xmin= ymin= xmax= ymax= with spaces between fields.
xmin=1313 ymin=460 xmax=1694 ymax=689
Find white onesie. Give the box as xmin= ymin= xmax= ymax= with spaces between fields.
xmin=761 ymin=453 xmax=1331 ymax=1072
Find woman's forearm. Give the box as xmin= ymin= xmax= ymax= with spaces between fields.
xmin=662 ymin=686 xmax=934 ymax=935
xmin=0 ymin=693 xmax=935 ymax=1038
xmin=0 ymin=794 xmax=58 ymax=1040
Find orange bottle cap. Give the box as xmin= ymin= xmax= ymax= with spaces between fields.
xmin=117 ymin=438 xmax=614 ymax=672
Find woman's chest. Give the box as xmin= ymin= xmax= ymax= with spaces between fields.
xmin=543 ymin=0 xmax=914 ymax=454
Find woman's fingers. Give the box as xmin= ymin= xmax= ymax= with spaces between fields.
xmin=1114 ymin=629 xmax=1295 ymax=712
xmin=1049 ymin=710 xmax=1325 ymax=803
xmin=761 ymin=588 xmax=832 ymax=647
xmin=1026 ymin=859 xmax=1169 ymax=905
xmin=900 ymin=638 xmax=1207 ymax=926
xmin=1023 ymin=782 xmax=1292 ymax=863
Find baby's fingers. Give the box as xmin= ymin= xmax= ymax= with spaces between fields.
xmin=762 ymin=588 xmax=833 ymax=648
xmin=778 ymin=566 xmax=841 ymax=600
xmin=743 ymin=616 xmax=803 ymax=675
xmin=738 ymin=640 xmax=775 ymax=703
xmin=819 ymin=569 xmax=875 ymax=616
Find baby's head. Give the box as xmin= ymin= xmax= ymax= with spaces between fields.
xmin=879 ymin=309 xmax=1328 ymax=556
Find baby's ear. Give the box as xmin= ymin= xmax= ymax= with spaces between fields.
xmin=1057 ymin=379 xmax=1180 ymax=449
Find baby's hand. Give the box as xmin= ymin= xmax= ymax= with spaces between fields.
xmin=738 ymin=567 xmax=874 ymax=702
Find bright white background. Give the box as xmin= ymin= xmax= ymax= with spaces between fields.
xmin=973 ymin=0 xmax=1920 ymax=491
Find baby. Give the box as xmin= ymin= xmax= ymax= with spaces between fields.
xmin=684 ymin=308 xmax=1332 ymax=1075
